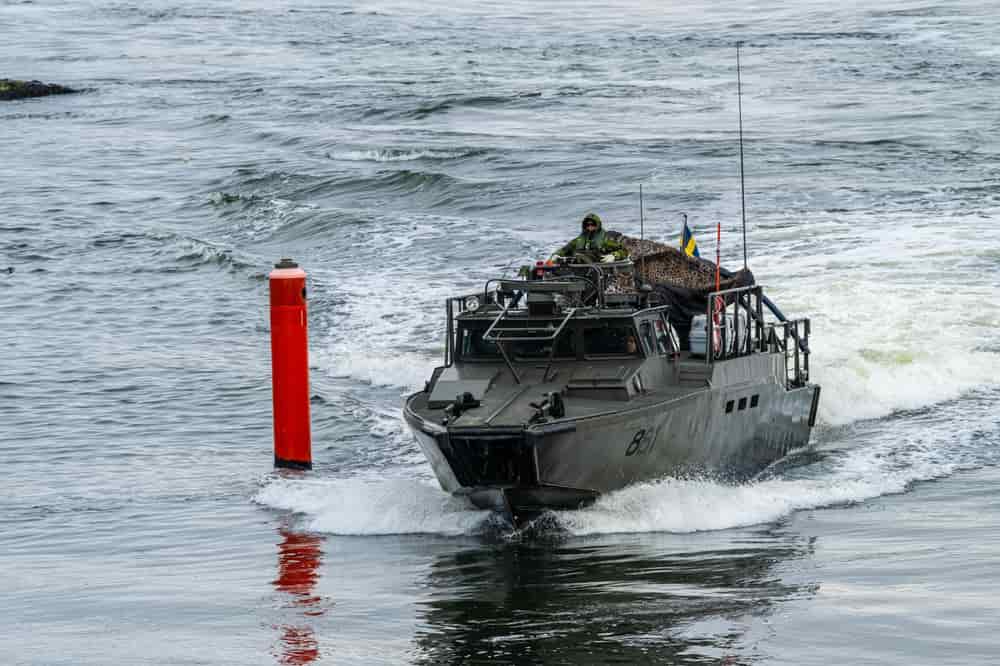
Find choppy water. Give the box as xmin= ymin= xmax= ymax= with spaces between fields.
xmin=3 ymin=1 xmax=999 ymax=664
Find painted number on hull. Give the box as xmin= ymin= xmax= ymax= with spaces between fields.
xmin=625 ymin=429 xmax=653 ymax=457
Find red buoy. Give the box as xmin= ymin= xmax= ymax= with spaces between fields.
xmin=270 ymin=258 xmax=312 ymax=469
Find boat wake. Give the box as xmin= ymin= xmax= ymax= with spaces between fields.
xmin=254 ymin=476 xmax=490 ymax=537
xmin=254 ymin=389 xmax=998 ymax=537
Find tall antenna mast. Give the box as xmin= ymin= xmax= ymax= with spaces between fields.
xmin=737 ymin=41 xmax=748 ymax=271
xmin=639 ymin=184 xmax=645 ymax=278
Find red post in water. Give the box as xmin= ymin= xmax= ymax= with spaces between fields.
xmin=270 ymin=258 xmax=312 ymax=469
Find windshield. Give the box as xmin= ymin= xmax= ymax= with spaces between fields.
xmin=459 ymin=326 xmax=576 ymax=360
xmin=583 ymin=323 xmax=641 ymax=357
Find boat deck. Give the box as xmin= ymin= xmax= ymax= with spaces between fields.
xmin=409 ymin=354 xmax=715 ymax=429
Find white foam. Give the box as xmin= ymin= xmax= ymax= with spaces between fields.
xmin=748 ymin=208 xmax=1000 ymax=426
xmin=254 ymin=411 xmax=989 ymax=538
xmin=254 ymin=476 xmax=490 ymax=536
xmin=332 ymin=148 xmax=472 ymax=163
xmin=311 ymin=212 xmax=509 ymax=391
xmin=557 ymin=427 xmax=970 ymax=535
xmin=319 ymin=272 xmax=446 ymax=391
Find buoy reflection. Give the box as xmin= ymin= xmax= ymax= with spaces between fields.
xmin=273 ymin=528 xmax=325 ymax=664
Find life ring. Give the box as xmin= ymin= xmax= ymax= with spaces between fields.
xmin=711 ymin=295 xmax=724 ymax=355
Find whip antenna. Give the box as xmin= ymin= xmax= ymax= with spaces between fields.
xmin=737 ymin=41 xmax=748 ymax=271
xmin=639 ymin=184 xmax=645 ymax=279
xmin=679 ymin=212 xmax=687 ymax=253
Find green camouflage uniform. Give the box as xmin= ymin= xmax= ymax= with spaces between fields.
xmin=555 ymin=213 xmax=627 ymax=260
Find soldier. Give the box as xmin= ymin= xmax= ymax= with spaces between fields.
xmin=626 ymin=335 xmax=638 ymax=355
xmin=555 ymin=212 xmax=628 ymax=262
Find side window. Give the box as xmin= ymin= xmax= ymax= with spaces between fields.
xmin=460 ymin=327 xmax=500 ymax=359
xmin=654 ymin=315 xmax=677 ymax=355
xmin=640 ymin=321 xmax=656 ymax=355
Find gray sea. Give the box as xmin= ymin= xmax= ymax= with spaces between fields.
xmin=2 ymin=1 xmax=999 ymax=664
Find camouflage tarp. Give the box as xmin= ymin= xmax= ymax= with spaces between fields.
xmin=605 ymin=231 xmax=755 ymax=350
xmin=606 ymin=231 xmax=750 ymax=293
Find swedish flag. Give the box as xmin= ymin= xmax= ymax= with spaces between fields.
xmin=681 ymin=220 xmax=700 ymax=258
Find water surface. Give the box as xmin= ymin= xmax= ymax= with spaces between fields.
xmin=2 ymin=1 xmax=999 ymax=664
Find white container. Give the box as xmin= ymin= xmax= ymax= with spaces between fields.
xmin=690 ymin=314 xmax=708 ymax=356
xmin=689 ymin=313 xmax=748 ymax=356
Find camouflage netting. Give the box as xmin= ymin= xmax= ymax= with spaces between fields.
xmin=605 ymin=231 xmax=755 ymax=350
xmin=606 ymin=231 xmax=750 ymax=293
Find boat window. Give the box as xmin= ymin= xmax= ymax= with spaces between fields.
xmin=655 ymin=315 xmax=678 ymax=355
xmin=584 ymin=324 xmax=641 ymax=357
xmin=640 ymin=321 xmax=657 ymax=355
xmin=461 ymin=327 xmax=501 ymax=358
xmin=459 ymin=326 xmax=576 ymax=361
xmin=725 ymin=400 xmax=734 ymax=413
xmin=510 ymin=335 xmax=576 ymax=360
xmin=738 ymin=397 xmax=747 ymax=411
xmin=750 ymin=394 xmax=759 ymax=408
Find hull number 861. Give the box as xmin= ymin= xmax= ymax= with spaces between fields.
xmin=625 ymin=429 xmax=654 ymax=457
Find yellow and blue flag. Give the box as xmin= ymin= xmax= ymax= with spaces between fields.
xmin=681 ymin=219 xmax=700 ymax=257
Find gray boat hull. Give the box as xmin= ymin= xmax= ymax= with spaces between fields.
xmin=404 ymin=352 xmax=820 ymax=518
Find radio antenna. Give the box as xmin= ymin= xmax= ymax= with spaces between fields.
xmin=737 ymin=41 xmax=748 ymax=271
xmin=639 ymin=184 xmax=645 ymax=279
xmin=679 ymin=212 xmax=687 ymax=253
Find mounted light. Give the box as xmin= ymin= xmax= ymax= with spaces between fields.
xmin=464 ymin=296 xmax=480 ymax=311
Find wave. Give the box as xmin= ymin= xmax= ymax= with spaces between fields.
xmin=778 ymin=278 xmax=1000 ymax=428
xmin=307 ymin=211 xmax=537 ymax=391
xmin=768 ymin=31 xmax=894 ymax=42
xmin=211 ymin=167 xmax=480 ymax=210
xmin=363 ymin=91 xmax=543 ymax=120
xmin=127 ymin=234 xmax=259 ymax=273
xmin=208 ymin=190 xmax=258 ymax=206
xmin=83 ymin=228 xmax=254 ymax=274
xmin=811 ymin=138 xmax=924 ymax=150
xmin=748 ymin=207 xmax=1000 ymax=427
xmin=377 ymin=169 xmax=466 ymax=192
xmin=814 ymin=348 xmax=999 ymax=427
xmin=90 ymin=231 xmax=151 ymax=248
xmin=328 ymin=148 xmax=487 ymax=163
xmin=558 ymin=443 xmax=955 ymax=536
xmin=254 ymin=476 xmax=490 ymax=536
xmin=171 ymin=239 xmax=255 ymax=271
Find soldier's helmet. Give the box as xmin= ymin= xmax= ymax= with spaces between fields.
xmin=581 ymin=212 xmax=602 ymax=232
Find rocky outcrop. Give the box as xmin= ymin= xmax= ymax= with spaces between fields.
xmin=0 ymin=79 xmax=78 ymax=101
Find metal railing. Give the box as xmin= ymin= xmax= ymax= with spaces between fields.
xmin=483 ymin=259 xmax=636 ymax=309
xmin=705 ymin=285 xmax=811 ymax=388
xmin=763 ymin=318 xmax=811 ymax=388
xmin=482 ymin=305 xmax=578 ymax=343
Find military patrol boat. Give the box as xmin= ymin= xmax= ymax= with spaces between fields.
xmin=403 ymin=252 xmax=820 ymax=522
